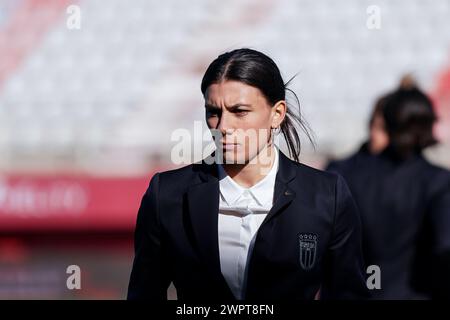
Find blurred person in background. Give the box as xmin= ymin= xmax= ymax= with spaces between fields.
xmin=325 ymin=93 xmax=390 ymax=174
xmin=326 ymin=74 xmax=418 ymax=172
xmin=367 ymin=95 xmax=390 ymax=155
xmin=127 ymin=48 xmax=368 ymax=301
xmin=327 ymin=83 xmax=450 ymax=299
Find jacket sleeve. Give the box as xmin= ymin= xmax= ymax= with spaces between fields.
xmin=320 ymin=173 xmax=369 ymax=299
xmin=127 ymin=172 xmax=171 ymax=300
xmin=429 ymin=176 xmax=450 ymax=299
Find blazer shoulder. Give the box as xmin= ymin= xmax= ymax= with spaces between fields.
xmin=157 ymin=163 xmax=196 ymax=180
xmin=419 ymin=158 xmax=450 ymax=195
xmin=281 ymin=160 xmax=348 ymax=201
xmin=422 ymin=158 xmax=450 ymax=179
xmin=294 ymin=161 xmax=342 ymax=186
xmin=156 ymin=163 xmax=196 ymax=188
xmin=149 ymin=160 xmax=211 ymax=195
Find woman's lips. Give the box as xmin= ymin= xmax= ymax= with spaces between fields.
xmin=221 ymin=143 xmax=239 ymax=150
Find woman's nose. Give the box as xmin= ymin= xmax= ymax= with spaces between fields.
xmin=217 ymin=113 xmax=233 ymax=134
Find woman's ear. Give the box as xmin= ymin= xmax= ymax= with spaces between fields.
xmin=271 ymin=100 xmax=287 ymax=129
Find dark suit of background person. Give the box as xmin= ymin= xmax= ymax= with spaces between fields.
xmin=127 ymin=148 xmax=369 ymax=301
xmin=327 ymin=87 xmax=450 ymax=299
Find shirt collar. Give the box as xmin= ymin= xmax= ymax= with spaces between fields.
xmin=218 ymin=145 xmax=279 ymax=207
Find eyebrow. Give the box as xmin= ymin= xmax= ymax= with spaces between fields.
xmin=205 ymin=103 xmax=252 ymax=110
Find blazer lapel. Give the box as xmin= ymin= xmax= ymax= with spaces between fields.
xmin=186 ymin=153 xmax=235 ymax=299
xmin=260 ymin=149 xmax=297 ymax=227
xmin=186 ymin=179 xmax=221 ymax=275
xmin=245 ymin=151 xmax=298 ymax=298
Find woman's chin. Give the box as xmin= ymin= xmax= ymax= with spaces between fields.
xmin=222 ymin=151 xmax=247 ymax=165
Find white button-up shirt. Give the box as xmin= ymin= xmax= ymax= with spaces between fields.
xmin=217 ymin=146 xmax=279 ymax=300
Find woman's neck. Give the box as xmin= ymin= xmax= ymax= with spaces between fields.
xmin=222 ymin=144 xmax=276 ymax=188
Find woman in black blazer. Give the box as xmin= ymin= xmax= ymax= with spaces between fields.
xmin=127 ymin=48 xmax=368 ymax=301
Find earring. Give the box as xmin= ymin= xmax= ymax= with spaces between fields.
xmin=270 ymin=126 xmax=279 ymax=145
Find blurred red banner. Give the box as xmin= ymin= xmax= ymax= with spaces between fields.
xmin=0 ymin=173 xmax=156 ymax=232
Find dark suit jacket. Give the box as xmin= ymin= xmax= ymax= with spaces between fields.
xmin=327 ymin=144 xmax=450 ymax=299
xmin=127 ymin=149 xmax=368 ymax=301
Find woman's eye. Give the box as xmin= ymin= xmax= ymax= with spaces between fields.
xmin=235 ymin=110 xmax=248 ymax=117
